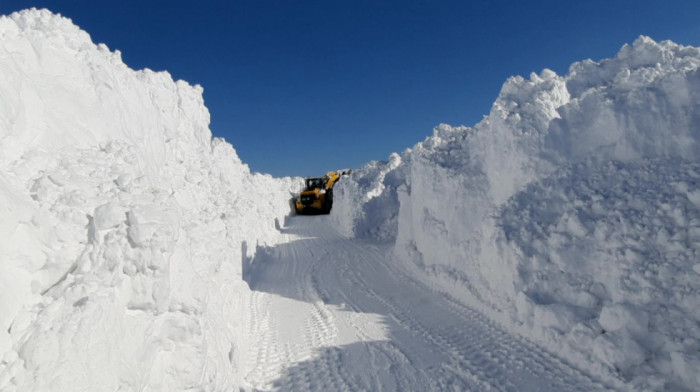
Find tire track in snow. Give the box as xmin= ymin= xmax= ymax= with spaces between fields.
xmin=316 ymin=248 xmax=418 ymax=392
xmin=244 ymin=231 xmax=358 ymax=392
xmin=244 ymin=291 xmax=276 ymax=388
xmin=244 ymin=217 xmax=620 ymax=391
xmin=286 ymin=235 xmax=358 ymax=392
xmin=307 ymin=218 xmax=616 ymax=392
xmin=303 ymin=225 xmax=488 ymax=391
xmin=387 ymin=259 xmax=618 ymax=391
xmin=243 ymin=233 xmax=301 ymax=390
xmin=330 ymin=247 xmax=499 ymax=391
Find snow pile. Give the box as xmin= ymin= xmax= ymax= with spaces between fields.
xmin=331 ymin=153 xmax=405 ymax=242
xmin=0 ymin=9 xmax=295 ymax=391
xmin=332 ymin=37 xmax=700 ymax=391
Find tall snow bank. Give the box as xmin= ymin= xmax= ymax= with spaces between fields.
xmin=331 ymin=153 xmax=405 ymax=241
xmin=333 ymin=36 xmax=700 ymax=391
xmin=0 ymin=9 xmax=295 ymax=391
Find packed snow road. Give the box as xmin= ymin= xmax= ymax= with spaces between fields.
xmin=240 ymin=216 xmax=616 ymax=392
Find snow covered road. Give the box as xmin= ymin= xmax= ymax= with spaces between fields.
xmin=240 ymin=216 xmax=619 ymax=392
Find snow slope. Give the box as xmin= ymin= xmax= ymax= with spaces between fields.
xmin=332 ymin=37 xmax=700 ymax=391
xmin=0 ymin=9 xmax=296 ymax=391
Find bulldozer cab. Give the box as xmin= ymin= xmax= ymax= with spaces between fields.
xmin=304 ymin=177 xmax=325 ymax=191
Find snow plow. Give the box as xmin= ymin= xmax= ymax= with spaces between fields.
xmin=294 ymin=170 xmax=350 ymax=214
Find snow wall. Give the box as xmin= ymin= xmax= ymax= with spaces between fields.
xmin=0 ymin=9 xmax=297 ymax=390
xmin=332 ymin=37 xmax=700 ymax=391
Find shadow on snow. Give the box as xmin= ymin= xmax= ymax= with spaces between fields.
xmin=239 ymin=215 xmax=611 ymax=392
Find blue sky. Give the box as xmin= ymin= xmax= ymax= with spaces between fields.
xmin=3 ymin=1 xmax=700 ymax=177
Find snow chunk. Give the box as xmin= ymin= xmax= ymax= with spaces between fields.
xmin=670 ymin=351 xmax=700 ymax=390
xmin=592 ymin=330 xmax=647 ymax=371
xmin=126 ymin=205 xmax=178 ymax=251
xmin=92 ymin=202 xmax=126 ymax=230
xmin=598 ymin=304 xmax=649 ymax=339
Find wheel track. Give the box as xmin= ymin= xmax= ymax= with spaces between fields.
xmin=330 ymin=223 xmax=619 ymax=392
xmin=312 ymin=230 xmax=497 ymax=391
xmin=303 ymin=236 xmax=356 ymax=392
xmin=271 ymin=233 xmax=357 ymax=392
xmin=244 ymin=217 xmax=623 ymax=391
xmin=318 ymin=256 xmax=420 ymax=392
xmin=311 ymin=220 xmax=617 ymax=392
xmin=307 ymin=231 xmax=487 ymax=391
xmin=388 ymin=261 xmax=618 ymax=392
xmin=244 ymin=291 xmax=283 ymax=389
xmin=341 ymin=261 xmax=503 ymax=391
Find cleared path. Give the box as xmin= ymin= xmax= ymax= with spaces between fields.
xmin=241 ymin=216 xmax=619 ymax=392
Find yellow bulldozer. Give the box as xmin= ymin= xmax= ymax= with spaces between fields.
xmin=294 ymin=170 xmax=350 ymax=214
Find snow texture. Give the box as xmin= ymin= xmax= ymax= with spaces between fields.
xmin=2 ymin=7 xmax=700 ymax=392
xmin=332 ymin=36 xmax=700 ymax=391
xmin=0 ymin=9 xmax=295 ymax=391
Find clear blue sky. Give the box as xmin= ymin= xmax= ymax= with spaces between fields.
xmin=2 ymin=1 xmax=700 ymax=177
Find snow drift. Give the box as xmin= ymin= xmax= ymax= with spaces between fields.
xmin=332 ymin=37 xmax=700 ymax=391
xmin=0 ymin=9 xmax=295 ymax=391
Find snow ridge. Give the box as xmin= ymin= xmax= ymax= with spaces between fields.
xmin=333 ymin=36 xmax=700 ymax=391
xmin=0 ymin=9 xmax=294 ymax=391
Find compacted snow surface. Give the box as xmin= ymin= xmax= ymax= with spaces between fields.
xmin=242 ymin=216 xmax=621 ymax=391
xmin=1 ymin=8 xmax=699 ymax=392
